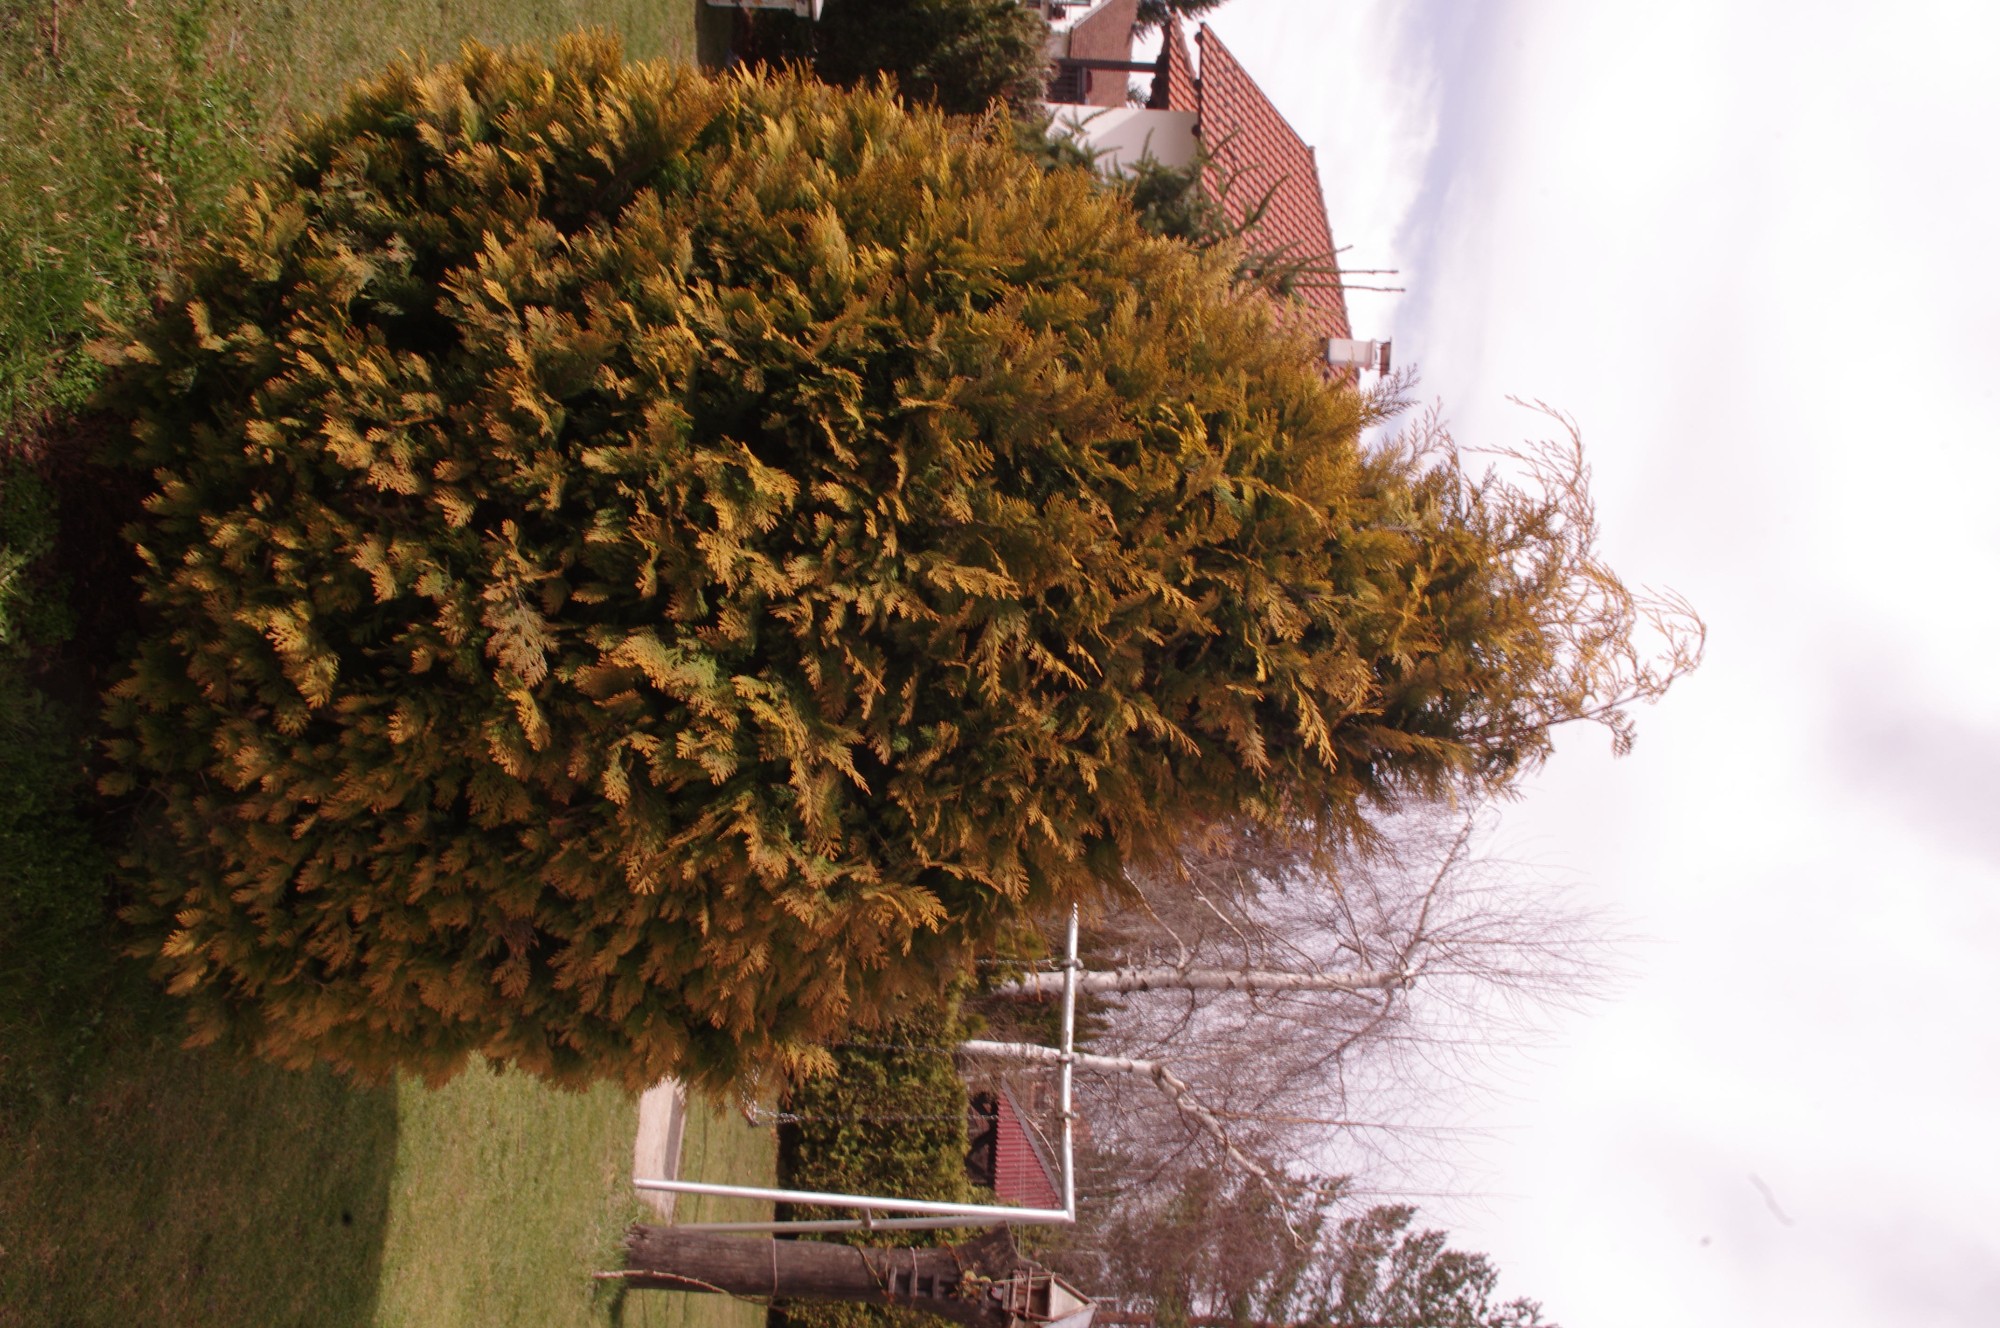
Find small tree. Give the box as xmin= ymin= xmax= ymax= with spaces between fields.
xmin=774 ymin=996 xmax=979 ymax=1328
xmin=98 ymin=36 xmax=1690 ymax=1092
xmin=750 ymin=0 xmax=1053 ymax=118
xmin=1038 ymin=1175 xmax=1554 ymax=1328
xmin=1135 ymin=1 xmax=1231 ymax=32
xmin=1319 ymin=1204 xmax=1554 ymax=1328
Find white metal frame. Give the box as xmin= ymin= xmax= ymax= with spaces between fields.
xmin=635 ymin=909 xmax=1082 ymax=1233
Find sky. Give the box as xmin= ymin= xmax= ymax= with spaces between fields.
xmin=1187 ymin=2 xmax=2000 ymax=1325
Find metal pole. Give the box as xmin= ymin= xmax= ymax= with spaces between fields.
xmin=633 ymin=1176 xmax=1071 ymax=1224
xmin=636 ymin=910 xmax=1090 ymax=1232
xmin=672 ymin=1215 xmax=1005 ymax=1234
xmin=1060 ymin=905 xmax=1079 ymax=1218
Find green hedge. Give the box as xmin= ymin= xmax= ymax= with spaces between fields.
xmin=0 ymin=458 xmax=112 ymax=1105
xmin=775 ymin=996 xmax=975 ymax=1328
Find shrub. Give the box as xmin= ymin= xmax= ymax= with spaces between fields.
xmin=0 ymin=459 xmax=111 ymax=1102
xmin=808 ymin=0 xmax=1052 ymax=117
xmin=774 ymin=995 xmax=975 ymax=1328
xmin=97 ymin=36 xmax=1651 ymax=1090
xmin=731 ymin=0 xmax=1050 ymax=119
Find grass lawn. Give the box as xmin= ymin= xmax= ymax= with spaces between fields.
xmin=0 ymin=1019 xmax=775 ymax=1328
xmin=1 ymin=2 xmax=778 ymax=1325
xmin=0 ymin=0 xmax=715 ymax=419
xmin=373 ymin=1071 xmax=774 ymax=1328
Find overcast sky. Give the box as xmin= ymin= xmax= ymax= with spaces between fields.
xmin=1191 ymin=3 xmax=2000 ymax=1324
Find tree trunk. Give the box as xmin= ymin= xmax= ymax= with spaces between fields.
xmin=618 ymin=1227 xmax=1027 ymax=1328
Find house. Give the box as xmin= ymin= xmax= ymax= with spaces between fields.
xmin=1039 ymin=0 xmax=1150 ymax=107
xmin=1045 ymin=8 xmax=1391 ymax=374
xmin=966 ymin=1085 xmax=1064 ymax=1210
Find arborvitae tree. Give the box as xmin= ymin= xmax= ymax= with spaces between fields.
xmin=96 ymin=35 xmax=1676 ymax=1091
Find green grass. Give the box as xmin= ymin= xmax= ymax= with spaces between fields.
xmin=0 ymin=0 xmax=705 ymax=422
xmin=0 ymin=5 xmax=788 ymax=1327
xmin=0 ymin=1026 xmax=775 ymax=1328
xmin=372 ymin=1071 xmax=774 ymax=1328
xmin=0 ymin=1011 xmax=400 ymax=1328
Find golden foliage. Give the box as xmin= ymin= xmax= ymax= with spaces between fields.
xmin=95 ymin=36 xmax=1694 ymax=1091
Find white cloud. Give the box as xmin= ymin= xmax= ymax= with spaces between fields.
xmin=1212 ymin=2 xmax=2000 ymax=1325
xmin=1197 ymin=0 xmax=1448 ymax=339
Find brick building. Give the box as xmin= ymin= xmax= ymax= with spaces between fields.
xmin=1046 ymin=8 xmax=1390 ymax=373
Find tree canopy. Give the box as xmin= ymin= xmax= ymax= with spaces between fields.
xmin=811 ymin=0 xmax=1052 ymax=116
xmin=728 ymin=0 xmax=1052 ymax=119
xmin=1044 ymin=1166 xmax=1554 ymax=1328
xmin=97 ymin=35 xmax=1673 ymax=1091
xmin=1135 ymin=0 xmax=1231 ymax=32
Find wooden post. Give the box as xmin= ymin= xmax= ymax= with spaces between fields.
xmin=616 ymin=1227 xmax=1029 ymax=1328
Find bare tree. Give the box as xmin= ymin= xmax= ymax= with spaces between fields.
xmin=958 ymin=392 xmax=1700 ymax=1218
xmin=962 ymin=803 xmax=1609 ymax=1241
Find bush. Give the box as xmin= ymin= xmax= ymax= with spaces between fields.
xmin=0 ymin=459 xmax=112 ymax=1103
xmin=775 ymin=995 xmax=975 ymax=1328
xmin=808 ymin=0 xmax=1052 ymax=117
xmin=98 ymin=35 xmax=1637 ymax=1091
xmin=731 ymin=0 xmax=1049 ymax=119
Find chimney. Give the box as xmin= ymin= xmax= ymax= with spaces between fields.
xmin=1325 ymin=339 xmax=1392 ymax=375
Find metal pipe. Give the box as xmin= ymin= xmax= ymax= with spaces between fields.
xmin=1060 ymin=905 xmax=1079 ymax=1218
xmin=671 ymin=1215 xmax=1010 ymax=1234
xmin=1054 ymin=57 xmax=1161 ymax=73
xmin=632 ymin=1176 xmax=1072 ymax=1223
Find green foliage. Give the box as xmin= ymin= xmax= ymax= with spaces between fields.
xmin=98 ymin=35 xmax=1649 ymax=1092
xmin=1044 ymin=133 xmax=1337 ymax=309
xmin=775 ymin=996 xmax=974 ymax=1328
xmin=1319 ymin=1204 xmax=1553 ymax=1328
xmin=0 ymin=673 xmax=111 ymax=1099
xmin=0 ymin=462 xmax=71 ymax=651
xmin=1043 ymin=1169 xmax=1553 ymax=1328
xmin=1135 ymin=0 xmax=1229 ymax=31
xmin=0 ymin=458 xmax=110 ymax=1105
xmin=758 ymin=0 xmax=1052 ymax=118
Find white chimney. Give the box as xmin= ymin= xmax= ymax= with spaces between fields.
xmin=1325 ymin=339 xmax=1392 ymax=374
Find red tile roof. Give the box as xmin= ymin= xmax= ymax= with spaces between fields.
xmin=1189 ymin=25 xmax=1351 ymax=342
xmin=990 ymin=1086 xmax=1062 ymax=1210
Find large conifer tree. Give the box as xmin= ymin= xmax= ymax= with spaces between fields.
xmin=97 ymin=36 xmax=1658 ymax=1090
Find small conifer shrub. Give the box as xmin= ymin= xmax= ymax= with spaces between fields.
xmin=97 ymin=36 xmax=1660 ymax=1090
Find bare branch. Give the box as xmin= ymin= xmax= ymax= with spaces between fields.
xmin=960 ymin=1039 xmax=1311 ymax=1244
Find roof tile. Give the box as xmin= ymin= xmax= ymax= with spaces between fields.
xmin=1194 ymin=26 xmax=1350 ymax=342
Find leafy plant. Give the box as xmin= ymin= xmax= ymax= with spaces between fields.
xmin=774 ymin=995 xmax=976 ymax=1328
xmin=97 ymin=35 xmax=1685 ymax=1093
xmin=1135 ymin=1 xmax=1230 ymax=32
xmin=0 ymin=459 xmax=109 ymax=1106
xmin=738 ymin=0 xmax=1051 ymax=118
